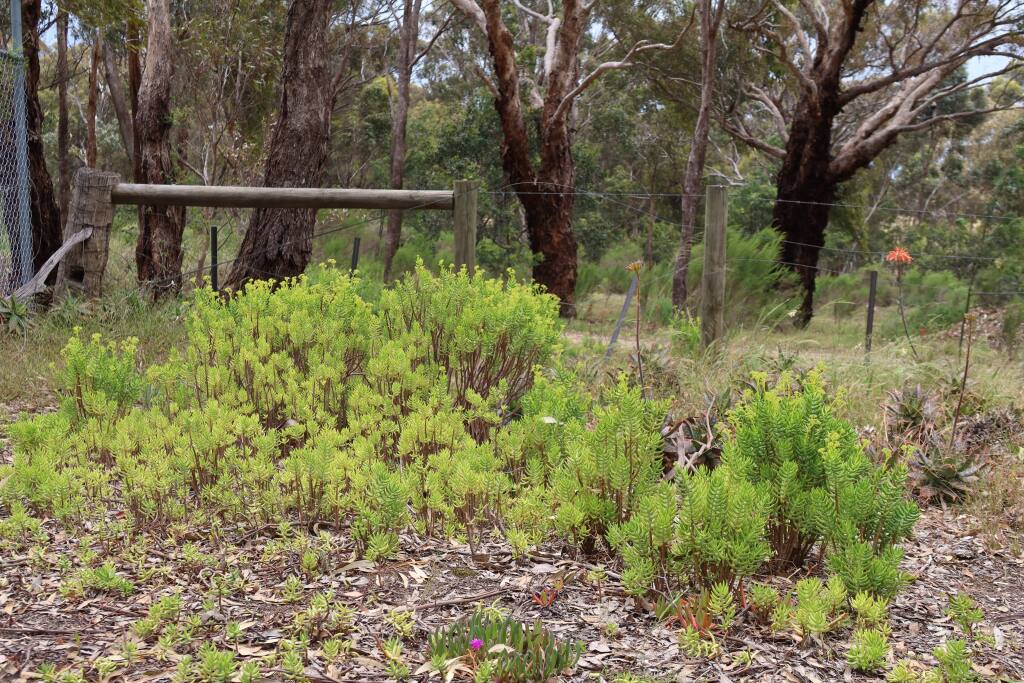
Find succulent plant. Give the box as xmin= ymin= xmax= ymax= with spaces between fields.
xmin=427 ymin=610 xmax=582 ymax=682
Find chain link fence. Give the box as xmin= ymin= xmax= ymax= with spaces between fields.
xmin=0 ymin=47 xmax=32 ymax=295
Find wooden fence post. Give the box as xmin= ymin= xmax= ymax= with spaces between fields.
xmin=701 ymin=175 xmax=727 ymax=349
xmin=453 ymin=179 xmax=478 ymax=272
xmin=56 ymin=168 xmax=120 ymax=299
xmin=865 ymin=269 xmax=878 ymax=354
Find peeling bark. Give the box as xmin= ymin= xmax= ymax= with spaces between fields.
xmin=225 ymin=0 xmax=336 ymax=288
xmin=134 ymin=0 xmax=186 ymax=295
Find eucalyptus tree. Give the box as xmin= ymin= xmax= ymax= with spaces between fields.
xmin=447 ymin=0 xmax=681 ymax=314
xmin=672 ymin=0 xmax=726 ymax=308
xmin=227 ymin=0 xmax=390 ymax=288
xmin=723 ymin=0 xmax=1024 ymax=323
xmin=134 ymin=0 xmax=186 ymax=294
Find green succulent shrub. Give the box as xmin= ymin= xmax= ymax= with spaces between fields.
xmin=2 ymin=265 xmax=559 ymax=561
xmin=723 ymin=371 xmax=920 ymax=596
xmin=548 ymin=377 xmax=668 ymax=551
xmin=607 ymin=458 xmax=771 ymax=596
xmin=847 ymin=627 xmax=890 ymax=672
xmin=427 ymin=609 xmax=582 ymax=682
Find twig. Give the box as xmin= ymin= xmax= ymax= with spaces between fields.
xmin=0 ymin=626 xmax=94 ymax=636
xmin=407 ymin=587 xmax=507 ymax=611
xmin=948 ymin=314 xmax=974 ymax=454
xmin=895 ymin=270 xmax=920 ymax=362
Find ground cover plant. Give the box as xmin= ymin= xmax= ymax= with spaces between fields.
xmin=1 ymin=266 xmax=1022 ymax=682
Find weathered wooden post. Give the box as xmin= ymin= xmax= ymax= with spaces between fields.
xmin=453 ymin=179 xmax=478 ymax=272
xmin=56 ymin=168 xmax=119 ymax=298
xmin=700 ymin=175 xmax=727 ymax=349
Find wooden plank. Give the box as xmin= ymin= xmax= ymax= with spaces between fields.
xmin=700 ymin=175 xmax=727 ymax=349
xmin=110 ymin=184 xmax=454 ymax=210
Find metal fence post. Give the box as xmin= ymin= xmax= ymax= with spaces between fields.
xmin=210 ymin=225 xmax=218 ymax=290
xmin=350 ymin=236 xmax=361 ymax=274
xmin=865 ymin=269 xmax=878 ymax=354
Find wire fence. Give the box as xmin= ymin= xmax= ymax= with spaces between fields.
xmin=0 ymin=49 xmax=32 ymax=295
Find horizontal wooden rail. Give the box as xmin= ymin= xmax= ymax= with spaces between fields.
xmin=110 ymin=184 xmax=454 ymax=210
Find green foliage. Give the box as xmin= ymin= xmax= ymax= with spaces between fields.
xmin=850 ymin=591 xmax=890 ymax=628
xmin=427 ymin=609 xmax=583 ymax=682
xmin=724 ymin=371 xmax=919 ymax=596
xmin=669 ymin=311 xmax=702 ymax=358
xmin=678 ymin=625 xmax=721 ymax=658
xmin=887 ymin=659 xmax=920 ymax=683
xmin=0 ymin=501 xmax=45 ymax=548
xmin=0 ymin=295 xmax=31 ymax=336
xmin=197 ymin=643 xmax=236 ymax=683
xmin=2 ymin=267 xmax=559 ymax=560
xmin=607 ymin=452 xmax=770 ymax=596
xmin=550 ymin=376 xmax=668 ymax=548
xmin=707 ymin=582 xmax=737 ymax=631
xmin=687 ymin=227 xmax=798 ymax=326
xmin=748 ymin=582 xmax=781 ymax=621
xmin=68 ymin=561 xmax=134 ymax=597
xmin=932 ymin=640 xmax=974 ymax=683
xmin=672 ymin=461 xmax=771 ymax=590
xmin=785 ymin=576 xmax=849 ymax=640
xmin=946 ymin=593 xmax=984 ymax=638
xmin=847 ymin=627 xmax=890 ymax=672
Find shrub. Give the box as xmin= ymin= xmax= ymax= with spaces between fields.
xmin=932 ymin=640 xmax=973 ymax=683
xmin=688 ymin=227 xmax=798 ymax=326
xmin=0 ymin=294 xmax=31 ymax=336
xmin=378 ymin=262 xmax=561 ymax=440
xmin=848 ymin=627 xmax=890 ymax=672
xmin=946 ymin=593 xmax=984 ymax=638
xmin=2 ymin=266 xmax=560 ymax=560
xmin=723 ymin=371 xmax=919 ymax=596
xmin=608 ymin=461 xmax=771 ymax=597
xmin=549 ymin=377 xmax=668 ymax=550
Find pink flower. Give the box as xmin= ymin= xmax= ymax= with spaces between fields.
xmin=470 ymin=638 xmax=483 ymax=651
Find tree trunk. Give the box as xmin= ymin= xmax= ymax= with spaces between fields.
xmin=102 ymin=42 xmax=135 ymax=167
xmin=134 ymin=0 xmax=186 ymax=295
xmin=381 ymin=0 xmax=421 ymax=282
xmin=672 ymin=0 xmax=721 ymax=310
xmin=772 ymin=99 xmax=838 ymax=325
xmin=86 ymin=34 xmax=100 ymax=167
xmin=56 ymin=8 xmax=70 ymax=220
xmin=478 ymin=0 xmax=578 ymax=315
xmin=127 ymin=21 xmax=145 ymax=234
xmin=225 ymin=0 xmax=335 ymax=288
xmin=520 ymin=188 xmax=576 ymax=315
xmin=22 ymin=0 xmax=62 ymax=278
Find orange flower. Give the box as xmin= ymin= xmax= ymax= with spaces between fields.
xmin=885 ymin=247 xmax=913 ymax=265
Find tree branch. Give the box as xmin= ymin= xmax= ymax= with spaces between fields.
xmin=448 ymin=0 xmax=487 ymax=33
xmin=552 ymin=34 xmax=683 ymax=122
xmin=718 ymin=115 xmax=787 ymax=159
